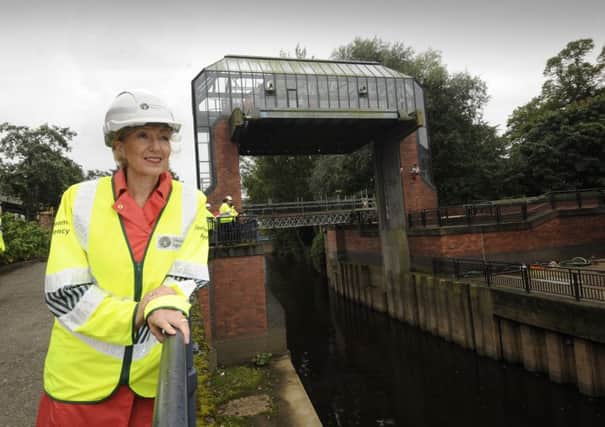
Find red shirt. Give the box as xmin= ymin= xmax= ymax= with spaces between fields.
xmin=112 ymin=169 xmax=172 ymax=262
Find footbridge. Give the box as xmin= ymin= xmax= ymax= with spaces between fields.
xmin=242 ymin=197 xmax=378 ymax=229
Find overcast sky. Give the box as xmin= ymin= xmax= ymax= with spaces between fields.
xmin=1 ymin=0 xmax=603 ymax=185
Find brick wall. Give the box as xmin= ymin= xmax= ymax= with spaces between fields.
xmin=325 ymin=228 xmax=382 ymax=254
xmin=208 ymin=254 xmax=267 ymax=340
xmin=326 ymin=211 xmax=605 ymax=263
xmin=408 ymin=213 xmax=605 ymax=260
xmin=206 ymin=118 xmax=242 ymax=215
xmin=399 ymin=132 xmax=438 ymax=213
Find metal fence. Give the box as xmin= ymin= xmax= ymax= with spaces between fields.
xmin=412 ymin=256 xmax=605 ymax=303
xmin=408 ymin=188 xmax=605 ymax=229
xmin=208 ymin=218 xmax=259 ymax=246
xmin=243 ymin=196 xmax=376 ymax=216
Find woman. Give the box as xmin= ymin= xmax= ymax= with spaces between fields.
xmin=36 ymin=90 xmax=209 ymax=426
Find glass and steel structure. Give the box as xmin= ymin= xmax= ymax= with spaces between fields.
xmin=192 ymin=55 xmax=431 ymax=191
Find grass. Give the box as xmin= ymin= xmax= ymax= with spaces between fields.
xmin=191 ymin=298 xmax=276 ymax=426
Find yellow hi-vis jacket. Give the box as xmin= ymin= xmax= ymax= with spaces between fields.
xmin=43 ymin=176 xmax=209 ymax=402
xmin=218 ymin=202 xmax=238 ymax=223
xmin=205 ymin=209 xmax=216 ymax=230
xmin=0 ymin=210 xmax=5 ymax=253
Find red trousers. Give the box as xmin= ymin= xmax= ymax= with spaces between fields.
xmin=36 ymin=386 xmax=154 ymax=427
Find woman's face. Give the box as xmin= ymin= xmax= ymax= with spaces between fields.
xmin=116 ymin=125 xmax=172 ymax=178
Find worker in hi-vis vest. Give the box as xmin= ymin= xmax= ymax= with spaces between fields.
xmin=218 ymin=195 xmax=238 ymax=223
xmin=0 ymin=204 xmax=5 ymax=253
xmin=36 ymin=90 xmax=209 ymax=427
xmin=205 ymin=202 xmax=216 ymax=231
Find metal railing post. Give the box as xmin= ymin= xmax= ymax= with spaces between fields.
xmin=421 ymin=210 xmax=427 ymax=227
xmin=549 ymin=192 xmax=556 ymax=209
xmin=521 ymin=264 xmax=531 ymax=293
xmin=485 ymin=263 xmax=492 ymax=287
xmin=576 ymin=190 xmax=582 ymax=208
xmin=571 ymin=270 xmax=581 ymax=301
xmin=495 ymin=205 xmax=501 ymax=224
xmin=521 ymin=202 xmax=528 ymax=221
xmin=453 ymin=259 xmax=460 ymax=278
xmin=408 ymin=213 xmax=413 ymax=229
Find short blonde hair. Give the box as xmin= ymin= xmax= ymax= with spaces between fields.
xmin=110 ymin=127 xmax=136 ymax=168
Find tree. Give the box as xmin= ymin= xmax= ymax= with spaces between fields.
xmin=330 ymin=37 xmax=507 ymax=204
xmin=241 ymin=155 xmax=317 ymax=203
xmin=0 ymin=123 xmax=84 ymax=218
xmin=505 ymin=39 xmax=605 ymax=194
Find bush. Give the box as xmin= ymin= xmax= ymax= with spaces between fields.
xmin=0 ymin=213 xmax=50 ymax=265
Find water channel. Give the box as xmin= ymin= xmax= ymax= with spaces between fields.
xmin=266 ymin=257 xmax=605 ymax=427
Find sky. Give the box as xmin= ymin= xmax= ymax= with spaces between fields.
xmin=1 ymin=0 xmax=603 ymax=186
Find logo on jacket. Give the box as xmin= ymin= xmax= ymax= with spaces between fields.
xmin=156 ymin=235 xmax=183 ymax=251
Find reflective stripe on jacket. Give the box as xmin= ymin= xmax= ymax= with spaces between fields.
xmin=218 ymin=202 xmax=238 ymax=223
xmin=43 ymin=176 xmax=209 ymax=402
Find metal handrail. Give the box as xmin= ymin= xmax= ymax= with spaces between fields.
xmin=208 ymin=218 xmax=259 ymax=246
xmin=153 ymin=330 xmax=195 ymax=427
xmin=243 ymin=197 xmax=376 ymax=216
xmin=411 ymin=256 xmax=605 ymax=303
xmin=408 ymin=188 xmax=605 ymax=229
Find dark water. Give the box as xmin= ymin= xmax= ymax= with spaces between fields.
xmin=266 ymin=257 xmax=605 ymax=427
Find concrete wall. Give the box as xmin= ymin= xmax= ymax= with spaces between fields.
xmin=325 ymin=252 xmax=605 ymax=396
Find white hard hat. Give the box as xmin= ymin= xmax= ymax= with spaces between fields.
xmin=226 ymin=195 xmax=233 ymax=201
xmin=205 ymin=203 xmax=211 ymax=208
xmin=103 ymin=90 xmax=181 ymax=147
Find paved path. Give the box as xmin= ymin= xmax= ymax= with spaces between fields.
xmin=0 ymin=262 xmax=50 ymax=427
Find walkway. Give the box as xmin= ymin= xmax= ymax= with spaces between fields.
xmin=0 ymin=262 xmax=49 ymax=427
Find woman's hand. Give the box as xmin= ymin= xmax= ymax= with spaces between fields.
xmin=134 ymin=287 xmax=176 ymax=330
xmin=147 ymin=309 xmax=190 ymax=344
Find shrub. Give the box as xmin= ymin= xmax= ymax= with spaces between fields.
xmin=0 ymin=213 xmax=50 ymax=265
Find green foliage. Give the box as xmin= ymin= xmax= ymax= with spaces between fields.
xmin=308 ymin=145 xmax=374 ymax=197
xmin=0 ymin=123 xmax=84 ymax=218
xmin=209 ymin=366 xmax=265 ymax=406
xmin=0 ymin=213 xmax=50 ymax=265
xmin=541 ymin=39 xmax=605 ymax=106
xmin=505 ymin=38 xmax=605 ymax=195
xmin=85 ymin=169 xmax=113 ymax=179
xmin=241 ymin=156 xmax=317 ymax=203
xmin=267 ymin=229 xmax=309 ymax=262
xmin=331 ymin=37 xmax=508 ymax=204
xmin=252 ymin=352 xmax=273 ymax=367
xmin=310 ymin=232 xmax=326 ymax=273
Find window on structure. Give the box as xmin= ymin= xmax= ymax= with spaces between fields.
xmin=287 ymin=89 xmax=298 ymax=108
xmin=276 ymin=75 xmax=287 ymax=108
xmin=297 ymin=75 xmax=308 ymax=109
xmin=197 ymin=130 xmax=211 ymax=191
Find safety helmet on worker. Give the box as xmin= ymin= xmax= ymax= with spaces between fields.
xmin=103 ymin=90 xmax=181 ymax=147
xmin=225 ymin=195 xmax=233 ymax=202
